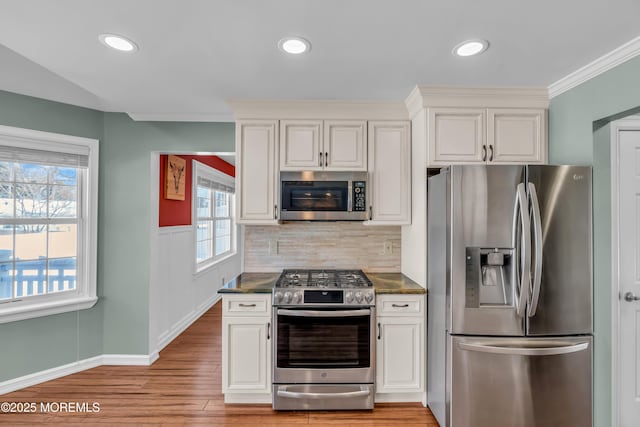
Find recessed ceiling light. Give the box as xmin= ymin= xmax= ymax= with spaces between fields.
xmin=278 ymin=37 xmax=311 ymax=55
xmin=453 ymin=39 xmax=489 ymax=57
xmin=99 ymin=33 xmax=138 ymax=52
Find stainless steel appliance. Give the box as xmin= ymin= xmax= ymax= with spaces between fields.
xmin=427 ymin=165 xmax=593 ymax=427
xmin=279 ymin=171 xmax=367 ymax=221
xmin=272 ymin=269 xmax=375 ymax=410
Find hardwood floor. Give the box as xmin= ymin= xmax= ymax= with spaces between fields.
xmin=2 ymin=301 xmax=439 ymax=426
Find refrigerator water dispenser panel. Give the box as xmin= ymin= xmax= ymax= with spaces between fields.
xmin=465 ymin=247 xmax=514 ymax=308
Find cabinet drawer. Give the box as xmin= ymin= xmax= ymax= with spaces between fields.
xmin=376 ymin=294 xmax=424 ymax=316
xmin=223 ymin=294 xmax=271 ymax=317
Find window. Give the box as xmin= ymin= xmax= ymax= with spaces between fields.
xmin=193 ymin=161 xmax=235 ymax=270
xmin=0 ymin=125 xmax=98 ymax=323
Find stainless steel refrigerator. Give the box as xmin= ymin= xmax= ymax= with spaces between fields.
xmin=427 ymin=165 xmax=592 ymax=427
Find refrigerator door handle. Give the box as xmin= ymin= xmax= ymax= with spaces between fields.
xmin=527 ymin=182 xmax=543 ymax=317
xmin=513 ymin=183 xmax=531 ymax=317
xmin=458 ymin=341 xmax=589 ymax=356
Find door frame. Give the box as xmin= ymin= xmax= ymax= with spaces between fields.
xmin=610 ymin=117 xmax=640 ymax=427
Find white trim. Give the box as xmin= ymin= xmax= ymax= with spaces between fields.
xmin=0 ymin=353 xmax=158 ymax=395
xmin=374 ymin=392 xmax=425 ymax=403
xmin=549 ymin=36 xmax=640 ymax=98
xmin=227 ymin=99 xmax=409 ymax=121
xmin=0 ymin=296 xmax=98 ymax=324
xmin=157 ymin=293 xmax=221 ymax=352
xmin=609 ymin=117 xmax=640 ymax=427
xmin=223 ymin=393 xmax=272 ymax=404
xmin=127 ymin=112 xmax=234 ymax=122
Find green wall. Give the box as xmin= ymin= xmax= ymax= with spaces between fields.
xmin=0 ymin=90 xmax=234 ymax=381
xmin=548 ymin=55 xmax=640 ymax=427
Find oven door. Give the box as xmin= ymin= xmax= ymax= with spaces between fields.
xmin=273 ymin=307 xmax=375 ymax=384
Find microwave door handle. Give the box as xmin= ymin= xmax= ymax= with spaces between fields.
xmin=527 ymin=182 xmax=543 ymax=317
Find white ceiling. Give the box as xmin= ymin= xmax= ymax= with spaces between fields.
xmin=1 ymin=1 xmax=639 ymax=121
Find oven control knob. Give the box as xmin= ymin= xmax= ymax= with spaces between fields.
xmin=355 ymin=292 xmax=363 ymax=303
xmin=283 ymin=291 xmax=292 ymax=304
xmin=345 ymin=291 xmax=354 ymax=304
xmin=292 ymin=291 xmax=301 ymax=304
xmin=365 ymin=292 xmax=374 ymax=303
xmin=274 ymin=291 xmax=283 ymax=304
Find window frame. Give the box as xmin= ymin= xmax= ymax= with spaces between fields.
xmin=192 ymin=160 xmax=236 ymax=273
xmin=0 ymin=125 xmax=98 ymax=324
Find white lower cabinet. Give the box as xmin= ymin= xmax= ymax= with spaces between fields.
xmin=221 ymin=294 xmax=272 ymax=403
xmin=375 ymin=294 xmax=425 ymax=403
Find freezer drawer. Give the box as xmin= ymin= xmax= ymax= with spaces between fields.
xmin=450 ymin=335 xmax=592 ymax=427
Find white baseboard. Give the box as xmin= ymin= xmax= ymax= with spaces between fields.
xmin=224 ymin=393 xmax=272 ymax=404
xmin=374 ymin=392 xmax=425 ymax=403
xmin=156 ymin=294 xmax=221 ymax=352
xmin=0 ymin=353 xmax=158 ymax=396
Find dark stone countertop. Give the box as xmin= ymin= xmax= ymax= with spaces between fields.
xmin=218 ymin=272 xmax=426 ymax=294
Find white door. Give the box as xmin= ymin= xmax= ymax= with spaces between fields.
xmin=618 ymin=128 xmax=640 ymax=426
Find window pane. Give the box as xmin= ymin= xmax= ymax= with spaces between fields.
xmin=0 ymin=161 xmax=13 ymax=181
xmin=15 ymin=163 xmax=49 ymax=184
xmin=15 ymin=225 xmax=46 ymax=261
xmin=215 ymin=191 xmax=229 ymax=217
xmin=49 ymin=224 xmax=77 ymax=259
xmin=15 ymin=259 xmax=46 ymax=297
xmin=197 ymin=187 xmax=211 ymax=218
xmin=215 ymin=219 xmax=231 ymax=256
xmin=48 ymin=257 xmax=76 ymax=293
xmin=216 ymin=219 xmax=231 ymax=237
xmin=0 ymin=183 xmax=13 ymax=218
xmin=215 ymin=236 xmax=230 ymax=256
xmin=196 ymin=240 xmax=212 ymax=263
xmin=52 ymin=167 xmax=77 ymax=186
xmin=0 ymin=261 xmax=12 ymax=300
xmin=49 ymin=185 xmax=77 ymax=218
xmin=14 ymin=183 xmax=48 ymax=218
xmin=196 ymin=220 xmax=213 ymax=241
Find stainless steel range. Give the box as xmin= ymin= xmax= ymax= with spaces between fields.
xmin=272 ymin=269 xmax=375 ymax=411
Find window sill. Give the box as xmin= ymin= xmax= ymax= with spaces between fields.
xmin=194 ymin=252 xmax=237 ymax=277
xmin=0 ymin=295 xmax=98 ymax=324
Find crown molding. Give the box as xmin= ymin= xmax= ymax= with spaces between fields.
xmin=405 ymin=85 xmax=549 ymax=115
xmin=226 ymin=99 xmax=409 ymax=121
xmin=126 ymin=112 xmax=234 ymax=122
xmin=548 ymin=36 xmax=640 ymax=99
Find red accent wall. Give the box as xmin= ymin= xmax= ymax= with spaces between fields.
xmin=159 ymin=155 xmax=235 ymax=227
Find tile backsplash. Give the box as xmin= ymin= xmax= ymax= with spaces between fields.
xmin=243 ymin=222 xmax=401 ymax=272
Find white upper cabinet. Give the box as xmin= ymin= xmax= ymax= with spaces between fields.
xmin=280 ymin=119 xmax=367 ymax=171
xmin=405 ymin=86 xmax=549 ymax=167
xmin=487 ymin=108 xmax=546 ymax=164
xmin=367 ymin=121 xmax=411 ymax=225
xmin=236 ymin=120 xmax=279 ymax=224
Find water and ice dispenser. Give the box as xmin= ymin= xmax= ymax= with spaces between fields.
xmin=465 ymin=247 xmax=514 ymax=308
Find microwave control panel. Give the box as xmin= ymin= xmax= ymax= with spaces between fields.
xmin=353 ymin=181 xmax=366 ymax=212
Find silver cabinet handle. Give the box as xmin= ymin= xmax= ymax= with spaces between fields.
xmin=391 ymin=303 xmax=409 ymax=308
xmin=277 ymin=389 xmax=370 ymax=400
xmin=377 ymin=322 xmax=381 ymax=340
xmin=325 ymin=151 xmax=328 ymax=167
xmin=482 ymin=145 xmax=487 ymax=161
xmin=274 ymin=204 xmax=278 ymax=220
xmin=459 ymin=341 xmax=589 ymax=356
xmin=624 ymin=292 xmax=640 ymax=302
xmin=319 ymin=152 xmax=323 ymax=167
xmin=267 ymin=322 xmax=271 ymax=340
xmin=528 ymin=183 xmax=543 ymax=317
xmin=369 ymin=206 xmax=372 ymax=221
xmin=238 ymin=303 xmax=256 ymax=308
xmin=488 ymin=144 xmax=494 ymax=161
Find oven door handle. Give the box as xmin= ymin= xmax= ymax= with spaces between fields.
xmin=277 ymin=388 xmax=371 ymax=400
xmin=276 ymin=308 xmax=371 ymax=317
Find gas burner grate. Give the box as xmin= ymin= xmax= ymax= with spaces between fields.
xmin=275 ymin=269 xmax=372 ymax=289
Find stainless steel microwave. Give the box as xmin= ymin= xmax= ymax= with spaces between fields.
xmin=279 ymin=171 xmax=368 ymax=221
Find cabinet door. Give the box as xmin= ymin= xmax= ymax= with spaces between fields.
xmin=280 ymin=120 xmax=323 ymax=170
xmin=236 ymin=121 xmax=279 ymax=223
xmin=428 ymin=108 xmax=486 ymax=165
xmin=376 ymin=316 xmax=423 ymax=394
xmin=222 ymin=317 xmax=271 ymax=394
xmin=487 ymin=109 xmax=547 ymax=164
xmin=324 ymin=120 xmax=367 ymax=171
xmin=367 ymin=121 xmax=411 ymax=224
